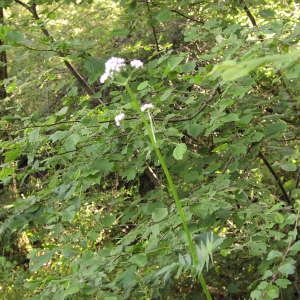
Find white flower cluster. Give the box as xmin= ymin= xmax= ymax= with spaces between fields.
xmin=141 ymin=103 xmax=154 ymax=112
xmin=100 ymin=57 xmax=144 ymax=83
xmin=130 ymin=59 xmax=143 ymax=69
xmin=114 ymin=112 xmax=125 ymax=127
xmin=100 ymin=57 xmax=126 ymax=83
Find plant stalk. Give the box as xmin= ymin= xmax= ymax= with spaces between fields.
xmin=125 ymin=84 xmax=212 ymax=300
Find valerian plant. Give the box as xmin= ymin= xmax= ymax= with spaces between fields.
xmin=99 ymin=56 xmax=213 ymax=299
xmin=0 ymin=0 xmax=300 ymax=299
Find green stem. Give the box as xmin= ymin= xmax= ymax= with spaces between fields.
xmin=125 ymin=84 xmax=212 ymax=300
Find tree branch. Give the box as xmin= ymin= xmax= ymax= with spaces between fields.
xmin=240 ymin=0 xmax=257 ymax=27
xmin=14 ymin=0 xmax=101 ymax=102
xmin=0 ymin=86 xmax=221 ymax=134
xmin=167 ymin=86 xmax=220 ymax=123
xmin=258 ymin=151 xmax=292 ymax=205
xmin=145 ymin=0 xmax=160 ymax=52
xmin=170 ymin=9 xmax=204 ymax=24
xmin=14 ymin=0 xmax=31 ymax=11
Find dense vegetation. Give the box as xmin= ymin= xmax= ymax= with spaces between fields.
xmin=0 ymin=0 xmax=299 ymax=299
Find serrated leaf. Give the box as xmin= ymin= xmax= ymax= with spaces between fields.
xmin=290 ymin=241 xmax=300 ymax=252
xmin=92 ymin=159 xmax=114 ymax=175
xmin=278 ymin=261 xmax=295 ymax=275
xmin=275 ymin=278 xmax=291 ymax=288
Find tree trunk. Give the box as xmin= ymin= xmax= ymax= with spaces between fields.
xmin=0 ymin=7 xmax=7 ymax=99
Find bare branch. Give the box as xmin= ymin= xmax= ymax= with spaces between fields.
xmin=258 ymin=151 xmax=292 ymax=205
xmin=14 ymin=0 xmax=101 ymax=102
xmin=145 ymin=0 xmax=160 ymax=52
xmin=170 ymin=9 xmax=204 ymax=24
xmin=240 ymin=0 xmax=257 ymax=27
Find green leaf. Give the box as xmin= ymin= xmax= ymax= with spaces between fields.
xmin=63 ymin=133 xmax=82 ymax=151
xmin=102 ymin=214 xmax=116 ymax=227
xmin=28 ymin=128 xmax=40 ymax=143
xmin=50 ymin=130 xmax=68 ymax=142
xmin=0 ymin=167 xmax=13 ymax=180
xmin=265 ymin=285 xmax=279 ymax=299
xmin=152 ymin=207 xmax=168 ymax=222
xmin=209 ymin=52 xmax=300 ymax=81
xmin=117 ymin=266 xmax=137 ymax=289
xmin=212 ymin=143 xmax=228 ymax=153
xmin=179 ymin=62 xmax=196 ymax=73
xmin=248 ymin=241 xmax=267 ymax=256
xmin=92 ymin=159 xmax=114 ymax=175
xmin=262 ymin=270 xmax=273 ymax=280
xmin=5 ymin=30 xmax=24 ymax=43
xmin=267 ymin=250 xmax=282 ymax=260
xmin=173 ymin=143 xmax=187 ymax=160
xmin=164 ymin=55 xmax=185 ymax=75
xmin=29 ymin=250 xmax=53 ymax=272
xmin=84 ymin=56 xmax=104 ymax=83
xmin=4 ymin=148 xmax=21 ymax=162
xmin=137 ymin=81 xmax=149 ymax=91
xmin=290 ymin=241 xmax=300 ymax=252
xmin=275 ymin=278 xmax=291 ymax=288
xmin=259 ymin=9 xmax=276 ymax=18
xmin=273 ymin=212 xmax=284 ymax=224
xmin=280 ymin=162 xmax=297 ymax=172
xmin=278 ymin=261 xmax=295 ymax=276
xmin=155 ymin=8 xmax=172 ymax=22
xmin=129 ymin=254 xmax=148 ymax=267
xmin=55 ymin=106 xmax=68 ymax=116
xmin=264 ymin=121 xmax=287 ymax=137
xmin=186 ymin=122 xmax=204 ymax=137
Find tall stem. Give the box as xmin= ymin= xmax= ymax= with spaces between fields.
xmin=125 ymin=84 xmax=212 ymax=300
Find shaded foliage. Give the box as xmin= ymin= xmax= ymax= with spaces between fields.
xmin=0 ymin=0 xmax=299 ymax=299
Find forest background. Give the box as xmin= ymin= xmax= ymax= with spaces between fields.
xmin=0 ymin=0 xmax=299 ymax=299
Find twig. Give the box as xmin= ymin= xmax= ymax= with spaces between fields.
xmin=14 ymin=0 xmax=100 ymax=102
xmin=240 ymin=0 xmax=257 ymax=27
xmin=0 ymin=87 xmax=221 ymax=133
xmin=258 ymin=151 xmax=292 ymax=205
xmin=271 ymin=211 xmax=300 ymax=284
xmin=145 ymin=0 xmax=160 ymax=52
xmin=167 ymin=86 xmax=220 ymax=122
xmin=170 ymin=9 xmax=204 ymax=24
xmin=296 ymin=167 xmax=300 ymax=189
xmin=16 ymin=43 xmax=54 ymax=52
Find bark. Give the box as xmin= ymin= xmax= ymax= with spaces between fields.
xmin=0 ymin=7 xmax=7 ymax=99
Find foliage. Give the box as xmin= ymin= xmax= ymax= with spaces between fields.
xmin=0 ymin=0 xmax=300 ymax=299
